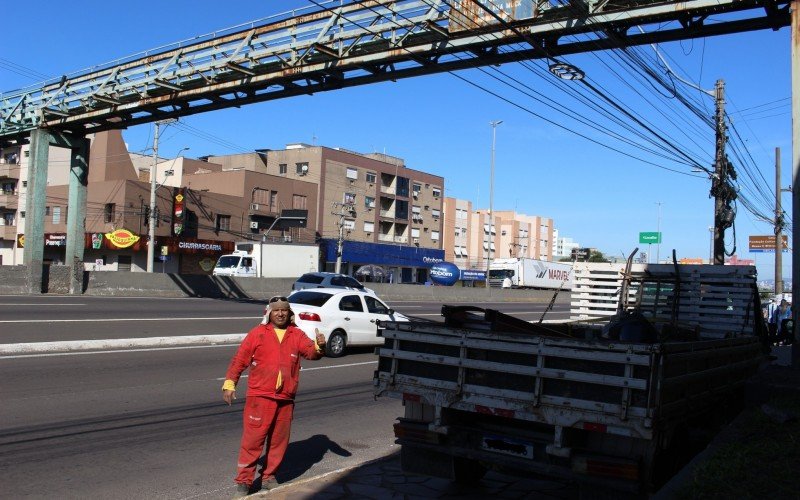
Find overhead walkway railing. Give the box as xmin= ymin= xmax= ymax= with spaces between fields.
xmin=0 ymin=0 xmax=790 ymax=145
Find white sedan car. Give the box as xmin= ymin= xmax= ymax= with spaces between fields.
xmin=267 ymin=288 xmax=409 ymax=357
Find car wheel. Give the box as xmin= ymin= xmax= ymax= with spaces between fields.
xmin=325 ymin=330 xmax=346 ymax=358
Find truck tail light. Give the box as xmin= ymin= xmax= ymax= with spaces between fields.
xmin=299 ymin=312 xmax=321 ymax=322
xmin=572 ymin=455 xmax=639 ymax=481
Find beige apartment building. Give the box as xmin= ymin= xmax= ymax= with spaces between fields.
xmin=208 ymin=144 xmax=446 ymax=283
xmin=442 ymin=197 xmax=556 ymax=279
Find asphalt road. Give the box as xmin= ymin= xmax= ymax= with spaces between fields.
xmin=0 ymin=294 xmax=571 ymax=499
xmin=0 ymin=294 xmax=571 ymax=344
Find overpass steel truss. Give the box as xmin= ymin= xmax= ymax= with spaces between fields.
xmin=0 ymin=0 xmax=790 ymax=146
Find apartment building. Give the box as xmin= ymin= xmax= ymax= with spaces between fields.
xmin=443 ymin=198 xmax=557 ymax=276
xmin=0 ymin=131 xmax=320 ymax=273
xmin=209 ymin=144 xmax=445 ymax=283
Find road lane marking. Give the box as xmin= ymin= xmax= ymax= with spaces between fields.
xmin=0 ymin=303 xmax=86 ymax=306
xmin=0 ymin=316 xmax=261 ymax=323
xmin=0 ymin=343 xmax=237 ymax=359
xmin=213 ymin=360 xmax=378 ymax=380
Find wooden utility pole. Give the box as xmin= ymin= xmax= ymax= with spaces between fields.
xmin=712 ymin=79 xmax=727 ymax=265
xmin=775 ymin=147 xmax=784 ymax=295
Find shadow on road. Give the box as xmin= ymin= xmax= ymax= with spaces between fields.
xmin=252 ymin=434 xmax=352 ymax=491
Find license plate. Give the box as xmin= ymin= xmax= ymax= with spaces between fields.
xmin=479 ymin=433 xmax=534 ymax=459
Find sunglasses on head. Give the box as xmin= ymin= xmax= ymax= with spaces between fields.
xmin=269 ymin=296 xmax=289 ymax=303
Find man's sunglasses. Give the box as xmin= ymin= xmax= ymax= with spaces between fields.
xmin=269 ymin=296 xmax=289 ymax=303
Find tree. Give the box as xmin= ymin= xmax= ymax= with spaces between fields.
xmin=588 ymin=250 xmax=610 ymax=263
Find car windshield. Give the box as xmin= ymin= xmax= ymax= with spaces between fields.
xmin=289 ymin=291 xmax=333 ymax=307
xmin=335 ymin=276 xmax=364 ymax=289
xmin=489 ymin=269 xmax=513 ymax=279
xmin=216 ymin=256 xmax=240 ymax=268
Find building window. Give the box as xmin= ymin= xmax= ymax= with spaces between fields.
xmin=279 ymin=163 xmax=287 ymax=175
xmin=344 ymin=192 xmax=356 ymax=205
xmin=365 ymin=196 xmax=375 ymax=209
xmin=22 ymin=181 xmax=27 ymax=188
xmin=344 ymin=219 xmax=355 ymax=230
xmin=20 ymin=211 xmax=25 ymax=219
xmin=52 ymin=206 xmax=61 ymax=225
xmin=45 ymin=206 xmax=51 ymax=216
xmin=104 ymin=203 xmax=115 ymax=223
xmin=432 ymin=187 xmax=441 ymax=197
xmin=296 ymin=162 xmax=309 ymax=175
xmin=292 ymin=194 xmax=307 ymax=210
xmin=412 ymin=184 xmax=421 ymax=197
xmin=270 ymin=191 xmax=278 ymax=212
xmin=216 ymin=214 xmax=231 ymax=232
xmin=253 ymin=188 xmax=270 ymax=205
xmin=411 ymin=228 xmax=420 ymax=238
xmin=346 ymin=167 xmax=358 ymax=180
xmin=24 ymin=150 xmax=30 ymax=158
xmin=432 ymin=209 xmax=441 ymax=218
xmin=432 ymin=231 xmax=440 ymax=241
xmin=364 ymin=221 xmax=374 ymax=233
xmin=366 ymin=172 xmax=376 ymax=183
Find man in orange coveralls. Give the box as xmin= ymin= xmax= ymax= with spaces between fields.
xmin=222 ymin=296 xmax=326 ymax=497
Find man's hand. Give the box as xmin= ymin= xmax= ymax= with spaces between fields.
xmin=223 ymin=389 xmax=236 ymax=406
xmin=315 ymin=328 xmax=326 ymax=348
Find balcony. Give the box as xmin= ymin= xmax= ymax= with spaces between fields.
xmin=378 ymin=234 xmax=408 ymax=244
xmin=0 ymin=192 xmax=18 ymax=210
xmin=0 ymin=224 xmax=16 ymax=240
xmin=0 ymin=164 xmax=19 ymax=180
xmin=379 ymin=209 xmax=395 ymax=219
xmin=379 ymin=185 xmax=396 ymax=195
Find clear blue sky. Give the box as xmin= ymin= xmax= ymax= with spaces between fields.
xmin=1 ymin=1 xmax=793 ymax=280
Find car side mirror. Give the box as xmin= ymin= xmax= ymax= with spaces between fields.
xmin=387 ymin=309 xmax=395 ymax=315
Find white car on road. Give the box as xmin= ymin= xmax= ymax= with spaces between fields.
xmin=268 ymin=288 xmax=409 ymax=357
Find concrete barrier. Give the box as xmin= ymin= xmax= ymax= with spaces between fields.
xmin=0 ymin=265 xmax=567 ymax=304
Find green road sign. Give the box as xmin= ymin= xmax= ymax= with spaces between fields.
xmin=639 ymin=232 xmax=662 ymax=244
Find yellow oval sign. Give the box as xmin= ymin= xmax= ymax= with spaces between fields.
xmin=105 ymin=229 xmax=140 ymax=249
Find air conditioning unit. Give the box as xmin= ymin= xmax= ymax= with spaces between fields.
xmin=413 ymin=238 xmax=419 ymax=244
xmin=251 ymin=203 xmax=260 ymax=211
xmin=299 ymin=164 xmax=309 ymax=175
xmin=249 ymin=221 xmax=259 ymax=229
xmin=412 ymin=192 xmax=418 ymax=198
xmin=283 ymin=235 xmax=292 ymax=242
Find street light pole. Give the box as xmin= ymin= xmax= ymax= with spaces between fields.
xmin=655 ymin=201 xmax=662 ymax=264
xmin=487 ymin=120 xmax=502 ymax=289
xmin=146 ymin=123 xmax=183 ymax=273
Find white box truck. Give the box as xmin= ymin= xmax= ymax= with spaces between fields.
xmin=488 ymin=257 xmax=572 ymax=289
xmin=213 ymin=241 xmax=318 ymax=278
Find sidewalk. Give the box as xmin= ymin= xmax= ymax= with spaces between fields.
xmin=248 ymin=452 xmax=577 ymax=499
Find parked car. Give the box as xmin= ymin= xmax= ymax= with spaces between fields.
xmin=268 ymin=288 xmax=408 ymax=357
xmin=292 ymin=272 xmax=374 ymax=294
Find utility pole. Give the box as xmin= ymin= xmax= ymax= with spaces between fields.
xmin=146 ymin=121 xmax=162 ymax=273
xmin=711 ymin=79 xmax=732 ymax=265
xmin=332 ymin=201 xmax=355 ymax=274
xmin=775 ymin=147 xmax=784 ymax=295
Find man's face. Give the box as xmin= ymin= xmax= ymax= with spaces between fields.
xmin=271 ymin=306 xmax=290 ymax=328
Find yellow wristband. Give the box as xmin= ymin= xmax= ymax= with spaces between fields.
xmin=222 ymin=379 xmax=236 ymax=391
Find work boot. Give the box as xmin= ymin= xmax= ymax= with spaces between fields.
xmin=232 ymin=483 xmax=250 ymax=498
xmin=263 ymin=476 xmax=279 ymax=490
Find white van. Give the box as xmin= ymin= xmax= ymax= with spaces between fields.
xmin=212 ymin=250 xmax=257 ymax=277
